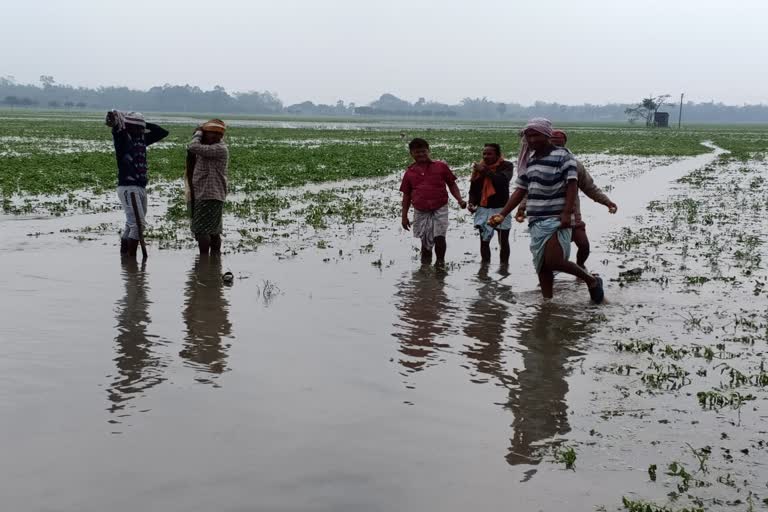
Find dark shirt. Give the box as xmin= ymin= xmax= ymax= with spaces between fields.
xmin=113 ymin=122 xmax=169 ymax=187
xmin=468 ymin=160 xmax=515 ymax=208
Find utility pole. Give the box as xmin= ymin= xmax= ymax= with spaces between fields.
xmin=678 ymin=92 xmax=684 ymax=129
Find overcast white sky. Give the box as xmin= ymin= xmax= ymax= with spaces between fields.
xmin=2 ymin=0 xmax=766 ymax=106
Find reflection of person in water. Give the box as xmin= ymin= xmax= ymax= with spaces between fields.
xmin=463 ymin=264 xmax=515 ymax=386
xmin=392 ymin=266 xmax=454 ymax=374
xmin=463 ymin=278 xmax=589 ymax=475
xmin=108 ymin=259 xmax=166 ymax=416
xmin=180 ymin=256 xmax=233 ymax=381
xmin=505 ymin=303 xmax=588 ymax=470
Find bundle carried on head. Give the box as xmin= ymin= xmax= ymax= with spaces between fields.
xmin=106 ymin=110 xmax=146 ymax=131
xmin=201 ymin=119 xmax=226 ymax=134
xmin=517 ymin=117 xmax=553 ymax=175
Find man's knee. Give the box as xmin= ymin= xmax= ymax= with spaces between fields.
xmin=573 ymin=228 xmax=589 ymax=247
xmin=574 ymin=235 xmax=589 ymax=248
xmin=575 ymin=240 xmax=590 ymax=262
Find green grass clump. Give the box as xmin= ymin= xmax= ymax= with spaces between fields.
xmin=552 ymin=445 xmax=577 ymax=470
xmin=621 ymin=497 xmax=704 ymax=512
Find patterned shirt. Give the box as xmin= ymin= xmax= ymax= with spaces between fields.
xmin=518 ymin=159 xmax=612 ymax=225
xmin=188 ymin=134 xmax=229 ymax=202
xmin=399 ymin=160 xmax=457 ymax=211
xmin=515 ymin=147 xmax=578 ymax=219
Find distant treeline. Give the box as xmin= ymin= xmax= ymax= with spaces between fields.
xmin=2 ymin=76 xmax=768 ymax=123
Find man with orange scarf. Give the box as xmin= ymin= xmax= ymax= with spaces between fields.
xmin=467 ymin=143 xmax=515 ymax=263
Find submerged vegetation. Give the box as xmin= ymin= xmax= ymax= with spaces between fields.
xmin=594 ymin=149 xmax=768 ymax=510
xmin=4 ymin=112 xmax=768 ymax=509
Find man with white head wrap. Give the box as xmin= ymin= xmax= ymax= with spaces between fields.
xmin=488 ymin=118 xmax=605 ymax=303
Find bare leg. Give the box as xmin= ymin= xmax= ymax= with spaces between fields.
xmin=497 ymin=229 xmax=510 ymax=264
xmin=434 ymin=236 xmax=447 ymax=265
xmin=120 ymin=213 xmax=131 ymax=257
xmin=197 ymin=234 xmax=211 ymax=256
xmin=480 ymin=241 xmax=491 ymax=263
xmin=127 ymin=239 xmax=139 ymax=258
xmin=420 ymin=243 xmax=432 ymax=264
xmin=538 ymin=270 xmax=554 ymax=298
xmin=542 ymin=234 xmax=597 ymax=288
xmin=572 ymin=225 xmax=590 ymax=268
xmin=210 ymin=234 xmax=222 ymax=255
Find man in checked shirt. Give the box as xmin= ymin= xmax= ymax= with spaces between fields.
xmin=187 ymin=119 xmax=229 ymax=256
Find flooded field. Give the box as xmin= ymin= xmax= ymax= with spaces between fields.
xmin=2 ymin=114 xmax=768 ymax=511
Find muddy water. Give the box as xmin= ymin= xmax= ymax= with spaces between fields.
xmin=1 ymin=146 xmax=752 ymax=511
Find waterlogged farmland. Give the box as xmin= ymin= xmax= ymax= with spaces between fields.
xmin=2 ymin=112 xmax=768 ymax=511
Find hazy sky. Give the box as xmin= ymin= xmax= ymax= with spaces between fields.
xmin=3 ymin=0 xmax=767 ymax=106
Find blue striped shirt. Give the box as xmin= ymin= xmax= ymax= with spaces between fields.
xmin=515 ymin=148 xmax=578 ymax=219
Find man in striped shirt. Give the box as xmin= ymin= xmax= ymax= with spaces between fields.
xmin=489 ymin=118 xmax=604 ymax=303
xmin=515 ymin=129 xmax=618 ymax=270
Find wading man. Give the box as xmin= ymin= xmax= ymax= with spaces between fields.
xmin=106 ymin=110 xmax=169 ymax=259
xmin=516 ymin=129 xmax=617 ymax=270
xmin=468 ymin=143 xmax=515 ymax=264
xmin=187 ymin=119 xmax=229 ymax=256
xmin=400 ymin=138 xmax=467 ymax=266
xmin=489 ymin=118 xmax=604 ymax=303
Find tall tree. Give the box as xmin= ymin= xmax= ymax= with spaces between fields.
xmin=625 ymin=94 xmax=671 ymax=126
xmin=39 ymin=75 xmax=56 ymax=89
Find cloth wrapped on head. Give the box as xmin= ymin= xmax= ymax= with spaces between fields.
xmin=124 ymin=112 xmax=146 ymax=128
xmin=551 ymin=129 xmax=568 ymax=143
xmin=106 ymin=110 xmax=146 ymax=131
xmin=201 ymin=119 xmax=226 ymax=134
xmin=524 ymin=117 xmax=553 ymax=137
xmin=517 ymin=117 xmax=553 ymax=175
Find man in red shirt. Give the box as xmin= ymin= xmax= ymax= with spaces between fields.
xmin=400 ymin=138 xmax=467 ymax=265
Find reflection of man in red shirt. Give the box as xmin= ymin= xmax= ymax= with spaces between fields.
xmin=400 ymin=138 xmax=467 ymax=265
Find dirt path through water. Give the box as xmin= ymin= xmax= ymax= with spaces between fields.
xmin=6 ymin=144 xmax=763 ymax=512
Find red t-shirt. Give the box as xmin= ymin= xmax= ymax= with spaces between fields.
xmin=399 ymin=160 xmax=457 ymax=211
